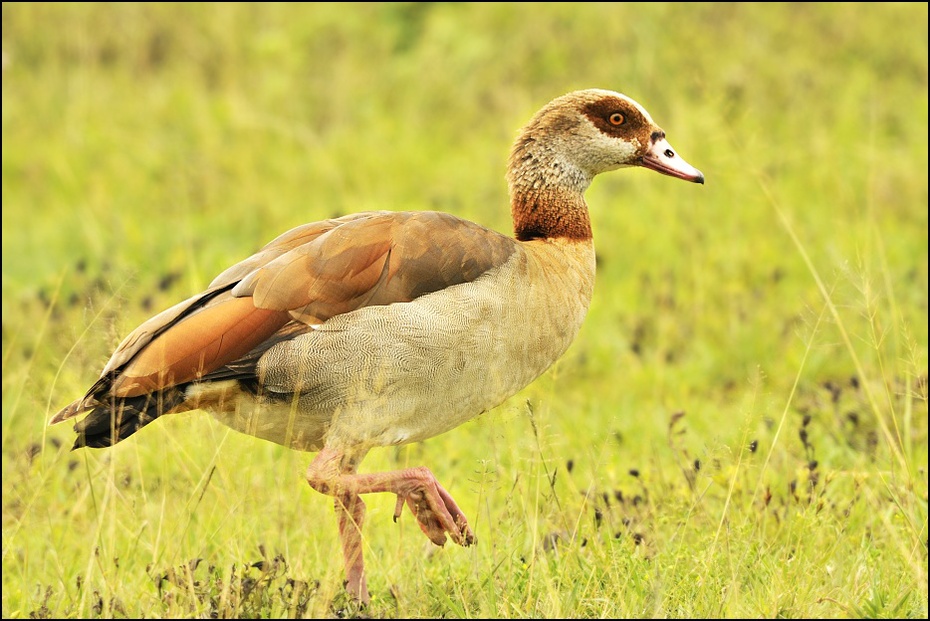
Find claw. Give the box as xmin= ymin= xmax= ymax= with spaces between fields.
xmin=393 ymin=495 xmax=405 ymax=523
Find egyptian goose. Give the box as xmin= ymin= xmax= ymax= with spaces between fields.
xmin=51 ymin=89 xmax=703 ymax=603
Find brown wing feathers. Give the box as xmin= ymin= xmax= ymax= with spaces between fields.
xmin=236 ymin=221 xmax=397 ymax=323
xmin=207 ymin=214 xmax=372 ymax=289
xmin=54 ymin=210 xmax=518 ymax=448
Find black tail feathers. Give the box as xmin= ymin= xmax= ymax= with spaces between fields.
xmin=72 ymin=389 xmax=185 ymax=449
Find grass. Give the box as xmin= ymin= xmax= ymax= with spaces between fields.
xmin=2 ymin=3 xmax=927 ymax=618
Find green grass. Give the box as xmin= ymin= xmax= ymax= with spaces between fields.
xmin=2 ymin=3 xmax=927 ymax=618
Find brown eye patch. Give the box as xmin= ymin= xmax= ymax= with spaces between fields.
xmin=583 ymin=97 xmax=649 ymax=140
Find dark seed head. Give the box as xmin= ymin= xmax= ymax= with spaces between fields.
xmin=158 ymin=271 xmax=181 ymax=292
xmin=25 ymin=443 xmax=41 ymax=462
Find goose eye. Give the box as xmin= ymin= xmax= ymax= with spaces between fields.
xmin=608 ymin=112 xmax=625 ymax=126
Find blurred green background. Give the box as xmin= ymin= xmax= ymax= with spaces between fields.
xmin=2 ymin=3 xmax=927 ymax=618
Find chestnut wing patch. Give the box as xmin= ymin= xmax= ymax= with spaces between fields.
xmin=233 ymin=211 xmax=518 ymax=323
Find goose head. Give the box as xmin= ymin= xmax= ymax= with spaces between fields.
xmin=509 ymin=88 xmax=704 ymax=186
xmin=508 ymin=89 xmax=704 ymax=241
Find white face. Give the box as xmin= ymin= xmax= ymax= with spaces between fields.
xmin=572 ymin=121 xmax=642 ymax=174
xmin=564 ymin=92 xmax=653 ymax=175
xmin=571 ymin=89 xmax=703 ymax=183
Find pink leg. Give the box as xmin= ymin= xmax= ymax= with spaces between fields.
xmin=335 ymin=491 xmax=368 ymax=602
xmin=306 ymin=447 xmax=476 ymax=602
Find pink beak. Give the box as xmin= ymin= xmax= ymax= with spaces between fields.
xmin=641 ymin=135 xmax=704 ymax=184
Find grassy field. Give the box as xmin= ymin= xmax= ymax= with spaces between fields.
xmin=2 ymin=3 xmax=927 ymax=618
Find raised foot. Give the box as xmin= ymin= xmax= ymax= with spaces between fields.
xmin=390 ymin=466 xmax=476 ymax=547
xmin=305 ymin=448 xmax=475 ymax=604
